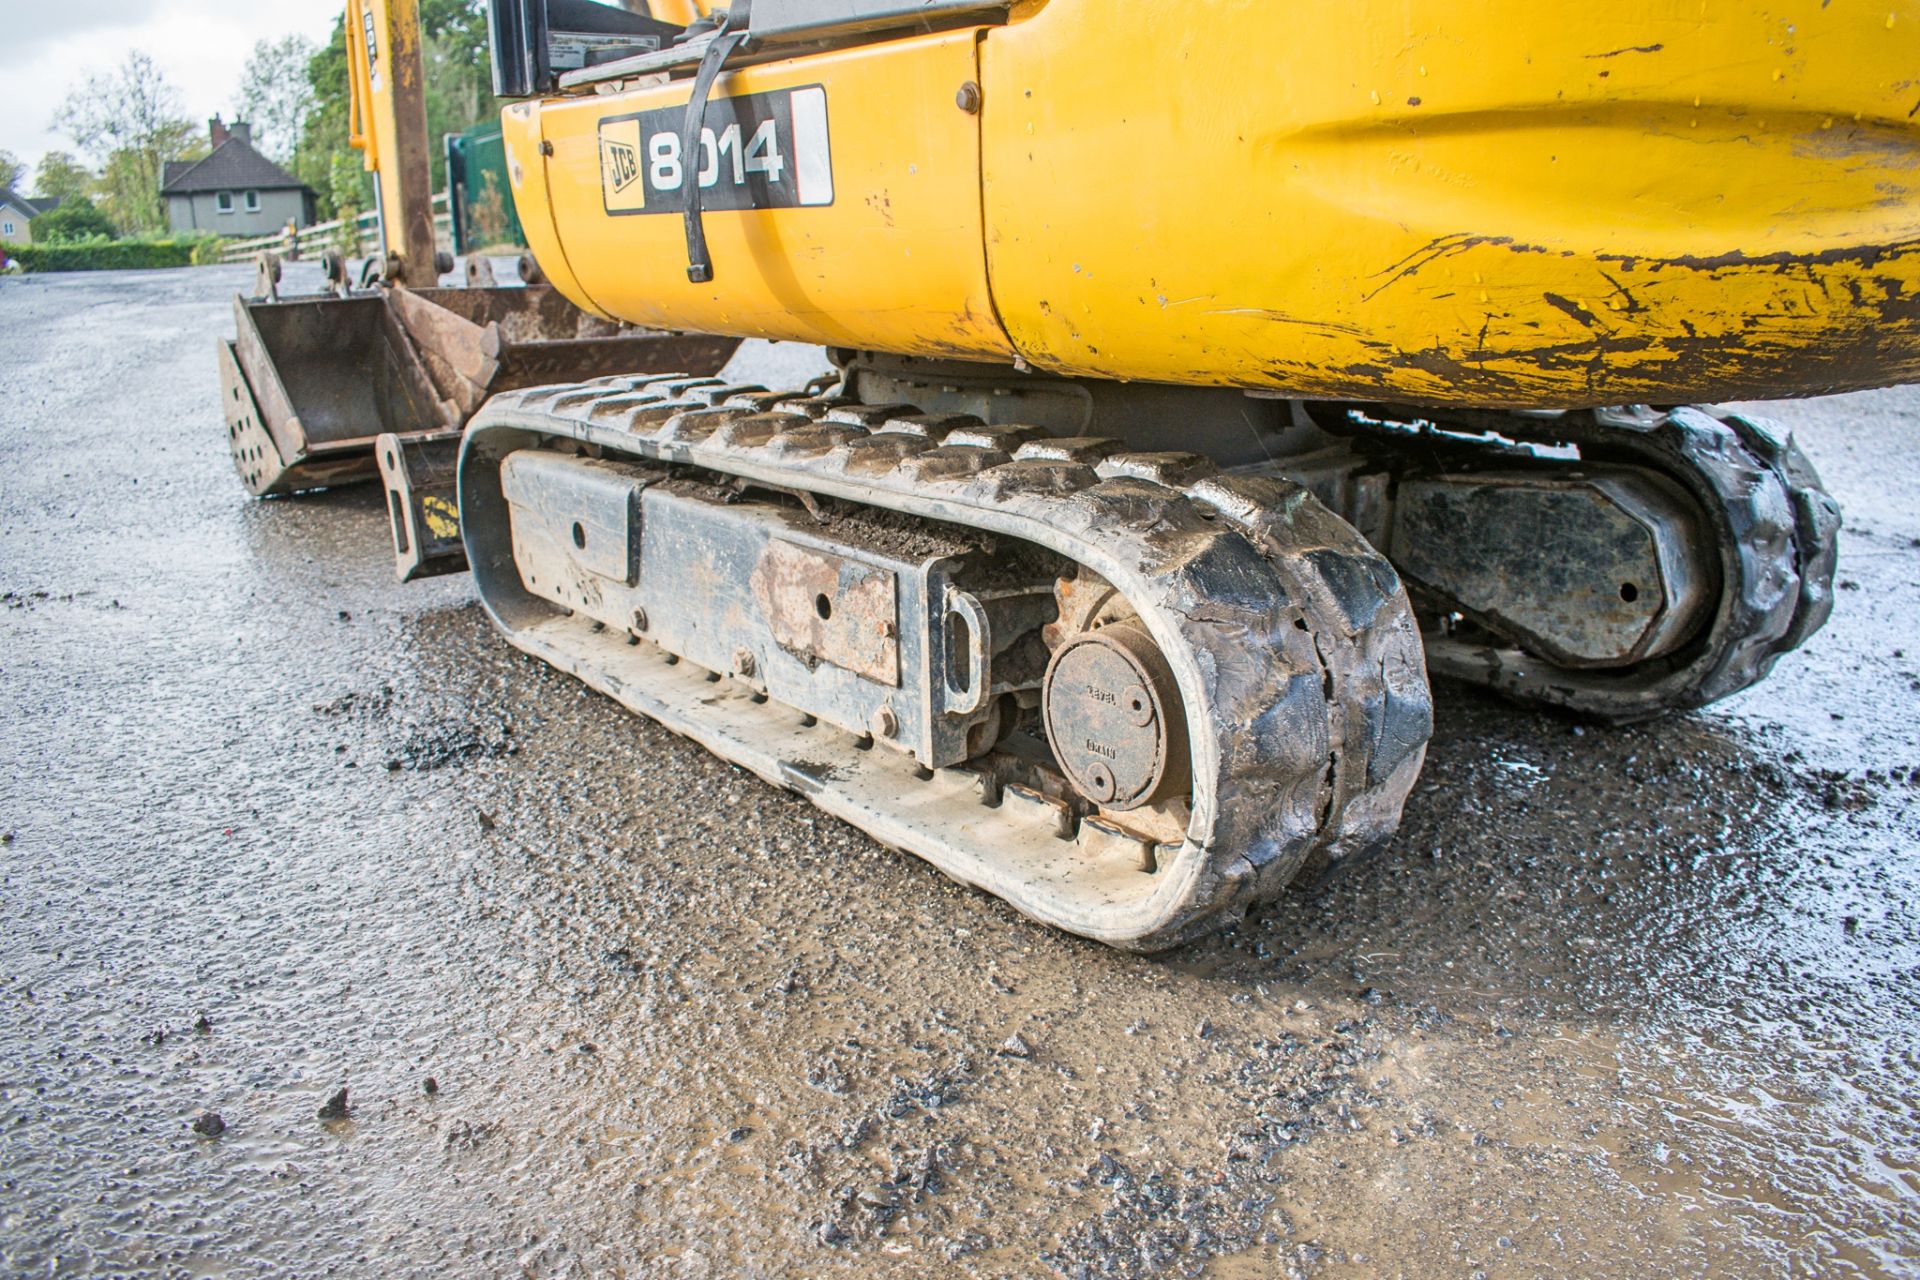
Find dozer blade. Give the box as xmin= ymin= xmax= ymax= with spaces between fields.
xmin=222 ymin=283 xmax=743 ymax=501
xmin=359 ymin=285 xmax=745 ymax=579
xmin=386 ymin=285 xmax=743 ymax=420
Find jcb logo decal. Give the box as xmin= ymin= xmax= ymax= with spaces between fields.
xmin=599 ymin=119 xmax=645 ymax=211
xmin=606 ymin=141 xmax=638 ymax=191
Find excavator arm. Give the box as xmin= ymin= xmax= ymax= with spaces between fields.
xmin=344 ymin=0 xmax=440 ymax=285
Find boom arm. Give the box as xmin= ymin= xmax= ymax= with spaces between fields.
xmin=345 ymin=0 xmax=439 ymax=285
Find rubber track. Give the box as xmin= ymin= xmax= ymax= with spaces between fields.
xmin=1336 ymin=403 xmax=1841 ymax=723
xmin=461 ymin=375 xmax=1433 ymax=948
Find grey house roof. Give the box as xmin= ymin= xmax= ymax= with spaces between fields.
xmin=0 ymin=188 xmax=61 ymax=216
xmin=160 ymin=138 xmax=310 ymax=196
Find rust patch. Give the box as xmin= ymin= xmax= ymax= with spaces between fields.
xmin=750 ymin=539 xmax=901 ymax=685
xmin=1323 ymin=231 xmax=1920 ymax=405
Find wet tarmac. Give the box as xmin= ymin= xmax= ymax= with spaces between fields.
xmin=0 ymin=264 xmax=1915 ymax=1278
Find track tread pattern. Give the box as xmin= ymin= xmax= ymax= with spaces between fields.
xmin=466 ymin=374 xmax=1436 ymax=946
xmin=1335 ymin=403 xmax=1840 ymax=723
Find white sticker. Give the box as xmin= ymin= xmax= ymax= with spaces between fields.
xmin=790 ymin=86 xmax=833 ymax=208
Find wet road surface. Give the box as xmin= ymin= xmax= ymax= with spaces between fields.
xmin=1 ymin=265 xmax=1916 ymax=1278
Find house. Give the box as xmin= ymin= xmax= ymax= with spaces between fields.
xmin=161 ymin=117 xmax=316 ymax=237
xmin=0 ymin=188 xmax=61 ymax=243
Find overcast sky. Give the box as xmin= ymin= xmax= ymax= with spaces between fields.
xmin=2 ymin=0 xmax=340 ymax=185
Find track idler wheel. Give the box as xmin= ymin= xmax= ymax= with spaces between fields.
xmin=1043 ymin=620 xmax=1191 ymax=810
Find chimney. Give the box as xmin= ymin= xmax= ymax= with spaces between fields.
xmin=230 ymin=121 xmax=253 ymax=147
xmin=209 ymin=115 xmax=229 ymax=147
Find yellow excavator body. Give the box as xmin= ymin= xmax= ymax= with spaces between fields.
xmin=506 ymin=0 xmax=1920 ymax=406
xmin=308 ymin=0 xmax=1875 ymax=946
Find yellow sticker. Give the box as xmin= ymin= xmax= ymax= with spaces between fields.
xmin=421 ymin=494 xmax=460 ymax=540
xmin=599 ymin=118 xmax=645 ymax=213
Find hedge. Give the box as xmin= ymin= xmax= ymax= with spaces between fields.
xmin=0 ymin=237 xmax=219 ymax=273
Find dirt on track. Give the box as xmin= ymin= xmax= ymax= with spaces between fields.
xmin=0 ymin=263 xmax=1916 ymax=1279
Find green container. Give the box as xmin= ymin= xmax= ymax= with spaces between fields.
xmin=445 ymin=120 xmax=526 ymax=255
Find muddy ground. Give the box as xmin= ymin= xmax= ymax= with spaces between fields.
xmin=0 ymin=264 xmax=1915 ymax=1279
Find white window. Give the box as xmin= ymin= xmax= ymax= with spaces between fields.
xmin=215 ymin=191 xmax=234 ymax=214
xmin=1 ymin=221 xmax=13 ymax=237
xmin=244 ymin=190 xmax=260 ymax=212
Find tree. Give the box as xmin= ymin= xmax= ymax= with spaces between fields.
xmin=0 ymin=150 xmax=24 ymax=191
xmin=97 ymin=126 xmax=202 ymax=235
xmin=293 ymin=17 xmax=359 ymax=220
xmin=33 ymin=152 xmax=94 ymax=204
xmin=328 ymin=151 xmax=371 ymax=253
xmin=31 ymin=196 xmax=116 ymax=243
xmin=420 ymin=0 xmax=496 ymax=189
xmin=293 ymin=0 xmax=495 ymax=218
xmin=235 ymin=35 xmax=319 ymax=163
xmin=55 ymin=51 xmax=203 ymax=234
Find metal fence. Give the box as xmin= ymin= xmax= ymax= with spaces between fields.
xmin=219 ymin=192 xmax=451 ymax=264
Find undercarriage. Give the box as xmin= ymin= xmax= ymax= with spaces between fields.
xmin=440 ymin=358 xmax=1838 ymax=948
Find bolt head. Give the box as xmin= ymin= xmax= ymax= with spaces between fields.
xmin=870 ymin=705 xmax=899 ymax=739
xmin=1085 ymin=762 xmax=1117 ymax=802
xmin=631 ymin=607 xmax=649 ymax=633
xmin=956 ymin=80 xmax=982 ymax=113
xmin=733 ymin=648 xmax=757 ymax=678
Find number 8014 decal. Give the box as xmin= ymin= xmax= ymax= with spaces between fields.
xmin=598 ymin=85 xmax=833 ymax=216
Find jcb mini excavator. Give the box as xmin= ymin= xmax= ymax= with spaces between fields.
xmin=236 ymin=0 xmax=1918 ymax=949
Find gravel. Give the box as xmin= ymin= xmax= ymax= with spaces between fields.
xmin=0 ymin=262 xmax=1915 ymax=1278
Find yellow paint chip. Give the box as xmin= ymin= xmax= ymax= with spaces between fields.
xmin=421 ymin=496 xmax=460 ymax=540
